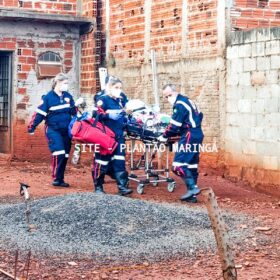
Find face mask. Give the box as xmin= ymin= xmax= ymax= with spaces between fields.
xmin=111 ymin=89 xmax=122 ymax=98
xmin=168 ymin=95 xmax=176 ymax=105
xmin=60 ymin=84 xmax=68 ymax=92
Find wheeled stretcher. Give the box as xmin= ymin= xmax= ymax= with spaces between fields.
xmin=126 ymin=123 xmax=177 ymax=195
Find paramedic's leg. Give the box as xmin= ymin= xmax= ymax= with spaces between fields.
xmin=92 ymin=152 xmax=110 ymax=194
xmin=180 ymin=167 xmax=200 ymax=201
xmin=46 ymin=127 xmax=69 ymax=187
xmin=190 ymin=128 xmax=203 ymax=188
xmin=60 ymin=129 xmax=72 ymax=185
xmin=112 ymin=138 xmax=133 ymax=196
xmin=172 ymin=164 xmax=199 ymax=202
xmin=172 ymin=137 xmax=200 ymax=202
xmin=106 ymin=161 xmax=116 ymax=180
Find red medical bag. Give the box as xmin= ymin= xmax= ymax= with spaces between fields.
xmin=71 ymin=117 xmax=118 ymax=155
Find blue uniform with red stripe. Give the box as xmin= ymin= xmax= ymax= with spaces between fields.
xmin=28 ymin=90 xmax=76 ymax=182
xmin=92 ymin=94 xmax=128 ymax=189
xmin=163 ymin=94 xmax=204 ymax=184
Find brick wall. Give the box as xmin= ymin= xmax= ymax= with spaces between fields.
xmin=80 ymin=0 xmax=102 ymax=104
xmin=225 ymin=27 xmax=280 ymax=195
xmin=0 ymin=21 xmax=80 ymax=160
xmin=0 ymin=0 xmax=77 ymax=15
xmin=105 ymin=0 xmax=279 ymax=189
xmin=106 ymin=0 xmax=224 ymax=167
xmin=231 ymin=0 xmax=280 ymax=30
xmin=109 ymin=0 xmax=219 ymax=67
xmin=80 ymin=31 xmax=97 ymax=96
xmin=188 ymin=0 xmax=218 ymax=56
xmin=109 ymin=59 xmax=222 ymax=168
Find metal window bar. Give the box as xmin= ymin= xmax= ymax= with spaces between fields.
xmin=39 ymin=52 xmax=61 ymax=63
xmin=0 ymin=53 xmax=11 ymax=128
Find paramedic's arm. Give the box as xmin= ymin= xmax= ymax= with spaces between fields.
xmin=92 ymin=100 xmax=110 ymax=121
xmin=70 ymin=95 xmax=79 ymax=116
xmin=28 ymin=96 xmax=49 ymax=133
xmin=121 ymin=92 xmax=129 ymax=107
xmin=163 ymin=104 xmax=187 ymax=138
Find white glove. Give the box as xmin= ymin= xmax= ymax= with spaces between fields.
xmin=157 ymin=135 xmax=168 ymax=143
xmin=75 ymin=97 xmax=84 ymax=107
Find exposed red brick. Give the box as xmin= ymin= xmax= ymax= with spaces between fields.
xmin=232 ymin=1 xmax=279 ymax=30
xmin=22 ymin=49 xmax=33 ymax=56
xmin=18 ymin=87 xmax=27 ymax=95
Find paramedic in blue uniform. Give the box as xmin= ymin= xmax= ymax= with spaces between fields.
xmin=94 ymin=75 xmax=129 ymax=107
xmin=92 ymin=76 xmax=132 ymax=196
xmin=93 ymin=75 xmax=129 ymax=181
xmin=158 ymin=84 xmax=204 ymax=203
xmin=28 ymin=73 xmax=83 ymax=187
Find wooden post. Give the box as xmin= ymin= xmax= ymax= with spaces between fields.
xmin=201 ymin=188 xmax=237 ymax=280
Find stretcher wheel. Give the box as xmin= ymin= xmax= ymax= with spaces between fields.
xmin=152 ymin=182 xmax=158 ymax=187
xmin=167 ymin=182 xmax=176 ymax=193
xmin=137 ymin=184 xmax=145 ymax=194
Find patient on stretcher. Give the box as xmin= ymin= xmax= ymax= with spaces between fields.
xmin=125 ymin=99 xmax=172 ymax=140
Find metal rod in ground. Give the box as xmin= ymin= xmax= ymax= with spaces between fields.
xmin=19 ymin=183 xmax=36 ymax=232
xmin=23 ymin=250 xmax=31 ymax=280
xmin=14 ymin=250 xmax=18 ymax=280
xmin=201 ymin=188 xmax=237 ymax=280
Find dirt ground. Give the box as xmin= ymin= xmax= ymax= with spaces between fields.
xmin=0 ymin=161 xmax=279 ymax=280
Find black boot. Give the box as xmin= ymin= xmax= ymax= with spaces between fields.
xmin=52 ymin=180 xmax=70 ymax=187
xmin=182 ymin=195 xmax=198 ymax=203
xmin=115 ymin=171 xmax=133 ymax=196
xmin=52 ymin=154 xmax=70 ymax=187
xmin=95 ymin=184 xmax=105 ymax=194
xmin=180 ymin=169 xmax=201 ymax=201
xmin=54 ymin=156 xmax=70 ymax=187
xmin=93 ymin=172 xmax=106 ymax=194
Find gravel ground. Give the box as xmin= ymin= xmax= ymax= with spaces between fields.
xmin=0 ymin=193 xmax=254 ymax=265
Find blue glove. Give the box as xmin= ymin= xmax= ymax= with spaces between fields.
xmin=108 ymin=111 xmax=121 ymax=120
xmin=108 ymin=110 xmax=125 ymax=121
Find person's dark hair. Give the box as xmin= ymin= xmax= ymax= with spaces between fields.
xmin=162 ymin=84 xmax=177 ymax=92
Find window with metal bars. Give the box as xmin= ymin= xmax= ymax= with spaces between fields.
xmin=0 ymin=53 xmax=11 ymax=127
xmin=38 ymin=52 xmax=61 ymax=64
xmin=37 ymin=51 xmax=62 ymax=78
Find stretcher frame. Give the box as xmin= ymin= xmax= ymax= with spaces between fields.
xmin=126 ymin=136 xmax=176 ymax=194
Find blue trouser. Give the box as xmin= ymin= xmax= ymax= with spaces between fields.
xmin=92 ymin=137 xmax=126 ymax=181
xmin=45 ymin=126 xmax=72 ymax=182
xmin=172 ymin=128 xmax=204 ymax=186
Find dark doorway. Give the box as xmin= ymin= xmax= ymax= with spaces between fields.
xmin=0 ymin=51 xmax=12 ymax=153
